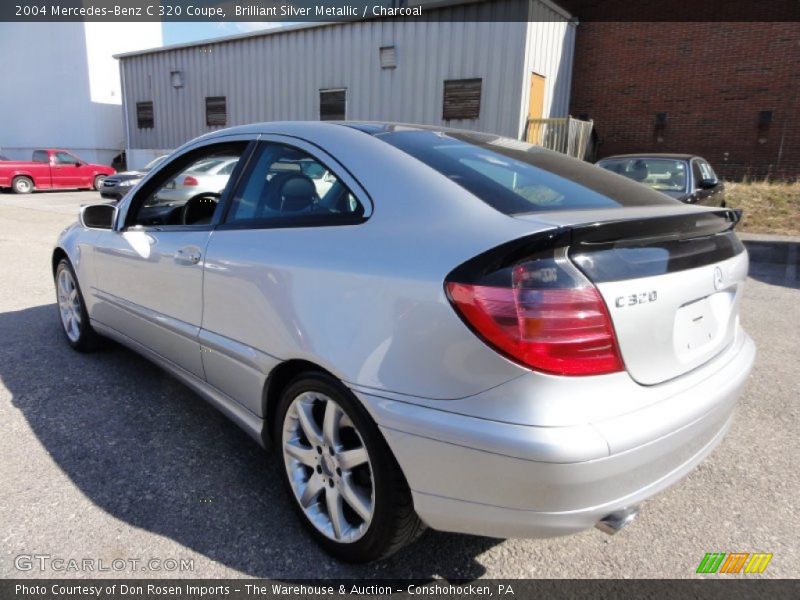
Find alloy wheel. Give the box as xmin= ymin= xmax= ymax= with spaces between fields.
xmin=282 ymin=391 xmax=375 ymax=543
xmin=57 ymin=268 xmax=82 ymax=342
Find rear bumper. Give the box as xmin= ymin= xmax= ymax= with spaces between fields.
xmin=356 ymin=331 xmax=755 ymax=538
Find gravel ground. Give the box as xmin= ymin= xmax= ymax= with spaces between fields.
xmin=0 ymin=191 xmax=797 ymax=579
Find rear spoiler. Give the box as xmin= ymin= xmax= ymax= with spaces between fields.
xmin=448 ymin=209 xmax=744 ymax=285
xmin=568 ymin=208 xmax=745 ymax=283
xmin=570 ymin=208 xmax=742 ymax=248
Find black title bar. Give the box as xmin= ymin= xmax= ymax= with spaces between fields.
xmin=2 ymin=0 xmax=799 ymax=22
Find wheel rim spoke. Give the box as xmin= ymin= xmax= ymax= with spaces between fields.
xmin=299 ymin=474 xmax=324 ymax=508
xmin=295 ymin=399 xmax=323 ymax=446
xmin=338 ymin=447 xmax=368 ymax=471
xmin=322 ymin=400 xmax=341 ymax=448
xmin=284 ymin=439 xmax=317 ymax=467
xmin=325 ymin=487 xmax=345 ymax=540
xmin=340 ymin=474 xmax=372 ymax=522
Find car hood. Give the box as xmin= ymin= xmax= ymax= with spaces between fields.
xmin=104 ymin=171 xmax=144 ymax=183
xmin=660 ymin=189 xmax=688 ymax=200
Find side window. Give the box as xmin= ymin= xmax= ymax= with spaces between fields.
xmin=55 ymin=152 xmax=79 ymax=165
xmin=225 ymin=143 xmax=364 ymax=226
xmin=32 ymin=150 xmax=49 ymax=163
xmin=126 ymin=143 xmax=246 ymax=228
xmin=696 ymin=159 xmax=716 ymax=181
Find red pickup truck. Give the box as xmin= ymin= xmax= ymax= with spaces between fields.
xmin=0 ymin=149 xmax=115 ymax=194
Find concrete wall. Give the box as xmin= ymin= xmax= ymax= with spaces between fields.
xmin=0 ymin=23 xmax=162 ymax=165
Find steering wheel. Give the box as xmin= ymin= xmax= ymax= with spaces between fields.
xmin=180 ymin=192 xmax=221 ymax=225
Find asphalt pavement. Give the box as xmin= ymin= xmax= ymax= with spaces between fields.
xmin=0 ymin=190 xmax=797 ymax=579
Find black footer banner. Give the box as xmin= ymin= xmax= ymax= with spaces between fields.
xmin=3 ymin=579 xmax=800 ymax=600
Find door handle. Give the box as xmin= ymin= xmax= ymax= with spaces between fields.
xmin=174 ymin=246 xmax=202 ymax=265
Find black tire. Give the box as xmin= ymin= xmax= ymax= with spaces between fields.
xmin=54 ymin=258 xmax=102 ymax=352
xmin=275 ymin=371 xmax=425 ymax=562
xmin=93 ymin=175 xmax=107 ymax=191
xmin=12 ymin=176 xmax=33 ymax=194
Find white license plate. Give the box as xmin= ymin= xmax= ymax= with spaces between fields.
xmin=674 ymin=296 xmax=719 ymax=354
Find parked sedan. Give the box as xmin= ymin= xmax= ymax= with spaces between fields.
xmin=53 ymin=122 xmax=754 ymax=563
xmin=596 ymin=153 xmax=726 ymax=206
xmin=100 ymin=155 xmax=168 ymax=200
xmin=154 ymin=156 xmax=240 ymax=204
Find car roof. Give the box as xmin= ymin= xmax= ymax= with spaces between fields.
xmin=196 ymin=120 xmax=506 ymax=142
xmin=599 ymin=153 xmax=700 ymax=161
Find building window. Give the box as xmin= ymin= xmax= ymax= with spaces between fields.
xmin=136 ymin=101 xmax=154 ymax=129
xmin=170 ymin=70 xmax=184 ymax=88
xmin=206 ymin=96 xmax=227 ymax=127
xmin=320 ymin=89 xmax=346 ymax=121
xmin=443 ymin=78 xmax=482 ymax=120
xmin=379 ymin=46 xmax=397 ymax=69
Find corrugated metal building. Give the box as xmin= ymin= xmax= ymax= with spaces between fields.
xmin=116 ymin=0 xmax=576 ymax=168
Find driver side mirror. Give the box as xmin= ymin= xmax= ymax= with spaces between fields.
xmin=698 ymin=178 xmax=719 ymax=189
xmin=80 ymin=203 xmax=117 ymax=230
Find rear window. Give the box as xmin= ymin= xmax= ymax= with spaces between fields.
xmin=375 ymin=129 xmax=677 ymax=215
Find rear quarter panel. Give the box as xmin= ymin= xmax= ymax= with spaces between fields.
xmin=200 ymin=125 xmax=544 ymax=400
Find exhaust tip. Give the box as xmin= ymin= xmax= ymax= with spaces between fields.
xmin=595 ymin=506 xmax=640 ymax=535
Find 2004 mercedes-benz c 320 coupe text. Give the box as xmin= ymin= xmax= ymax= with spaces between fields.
xmin=53 ymin=122 xmax=755 ymax=562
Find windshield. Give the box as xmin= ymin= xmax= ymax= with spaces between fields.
xmin=375 ymin=129 xmax=677 ymax=215
xmin=597 ymin=158 xmax=688 ymax=193
xmin=143 ymin=156 xmax=166 ymax=172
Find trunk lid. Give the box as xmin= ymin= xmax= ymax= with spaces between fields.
xmin=516 ymin=207 xmax=747 ymax=385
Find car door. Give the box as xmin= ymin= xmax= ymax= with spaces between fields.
xmin=199 ymin=137 xmax=371 ymax=415
xmin=90 ymin=138 xmax=253 ymax=378
xmin=52 ymin=151 xmax=84 ymax=188
xmin=73 ymin=154 xmax=98 ymax=187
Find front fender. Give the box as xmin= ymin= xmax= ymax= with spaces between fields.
xmin=53 ymin=224 xmax=101 ymax=311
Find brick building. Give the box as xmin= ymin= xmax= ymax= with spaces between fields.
xmin=569 ymin=22 xmax=800 ymax=180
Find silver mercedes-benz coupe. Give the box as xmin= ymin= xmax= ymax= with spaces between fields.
xmin=53 ymin=122 xmax=755 ymax=562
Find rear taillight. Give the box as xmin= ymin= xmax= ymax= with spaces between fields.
xmin=446 ymin=243 xmax=624 ymax=376
xmin=183 ymin=175 xmax=199 ymax=186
